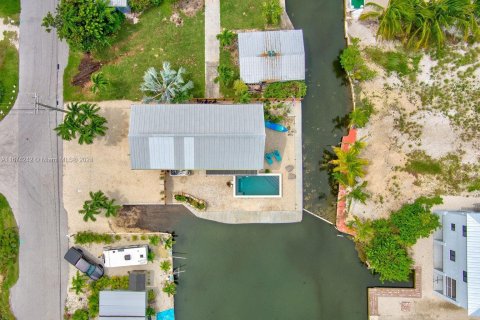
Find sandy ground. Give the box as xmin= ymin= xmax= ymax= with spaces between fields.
xmin=346 ymin=18 xmax=480 ymax=222
xmin=63 ymin=101 xmax=165 ymax=234
xmin=165 ymin=101 xmax=301 ymax=214
xmin=64 ymin=233 xmax=174 ymax=315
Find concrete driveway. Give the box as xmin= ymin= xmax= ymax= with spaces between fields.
xmin=0 ymin=0 xmax=69 ymax=319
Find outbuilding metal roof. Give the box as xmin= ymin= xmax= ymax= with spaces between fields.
xmin=99 ymin=291 xmax=146 ymax=320
xmin=129 ymin=104 xmax=266 ymax=170
xmin=238 ymin=30 xmax=305 ymax=83
xmin=467 ymin=213 xmax=480 ymax=316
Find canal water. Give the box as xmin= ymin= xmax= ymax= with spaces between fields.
xmin=287 ymin=0 xmax=353 ymax=219
xmin=148 ymin=1 xmax=410 ymax=319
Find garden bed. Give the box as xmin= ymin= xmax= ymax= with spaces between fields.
xmin=174 ymin=192 xmax=207 ymax=211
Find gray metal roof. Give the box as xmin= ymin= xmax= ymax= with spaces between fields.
xmin=238 ymin=30 xmax=305 ymax=83
xmin=129 ymin=104 xmax=266 ymax=170
xmin=467 ymin=213 xmax=480 ymax=316
xmin=99 ymin=291 xmax=146 ymax=319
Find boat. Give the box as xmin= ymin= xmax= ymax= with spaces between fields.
xmin=265 ymin=121 xmax=288 ymax=132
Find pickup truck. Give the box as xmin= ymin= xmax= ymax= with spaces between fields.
xmin=64 ymin=247 xmax=104 ymax=280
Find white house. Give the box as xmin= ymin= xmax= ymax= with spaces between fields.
xmin=433 ymin=210 xmax=480 ymax=316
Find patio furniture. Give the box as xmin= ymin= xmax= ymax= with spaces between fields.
xmin=273 ymin=150 xmax=282 ymax=162
xmin=288 ymin=173 xmax=296 ymax=179
xmin=285 ymin=165 xmax=294 ymax=172
xmin=265 ymin=153 xmax=274 ymax=165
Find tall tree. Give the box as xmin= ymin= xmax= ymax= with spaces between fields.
xmin=42 ymin=0 xmax=124 ymax=52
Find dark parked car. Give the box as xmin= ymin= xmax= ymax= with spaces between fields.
xmin=64 ymin=247 xmax=104 ymax=280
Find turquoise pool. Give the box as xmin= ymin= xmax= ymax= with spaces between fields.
xmin=234 ymin=174 xmax=281 ymax=197
xmin=157 ymin=309 xmax=174 ymax=320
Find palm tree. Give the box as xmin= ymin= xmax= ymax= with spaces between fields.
xmin=91 ymin=72 xmax=109 ymax=94
xmin=163 ymin=235 xmax=175 ymax=249
xmin=54 ymin=102 xmax=108 ymax=145
xmin=88 ymin=191 xmax=108 ymax=208
xmin=71 ymin=271 xmax=86 ymax=295
xmin=330 ymin=141 xmax=369 ymax=187
xmin=216 ymin=29 xmax=236 ymax=48
xmin=349 ymin=216 xmax=375 ymax=243
xmin=361 ymin=0 xmax=479 ymax=48
xmin=104 ymin=198 xmax=121 ymax=218
xmin=160 ymin=260 xmax=171 ymax=272
xmin=140 ymin=62 xmax=194 ymax=103
xmin=162 ymin=281 xmax=176 ymax=296
xmin=79 ymin=202 xmax=100 ymax=222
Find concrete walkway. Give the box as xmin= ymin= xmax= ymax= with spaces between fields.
xmin=204 ymin=0 xmax=220 ymax=98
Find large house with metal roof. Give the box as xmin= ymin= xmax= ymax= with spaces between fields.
xmin=238 ymin=30 xmax=305 ymax=84
xmin=128 ymin=104 xmax=266 ymax=170
xmin=433 ymin=210 xmax=480 ymax=316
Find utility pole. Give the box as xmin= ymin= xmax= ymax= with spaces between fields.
xmin=35 ymin=101 xmax=67 ymax=113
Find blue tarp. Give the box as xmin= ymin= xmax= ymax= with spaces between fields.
xmin=157 ymin=309 xmax=175 ymax=320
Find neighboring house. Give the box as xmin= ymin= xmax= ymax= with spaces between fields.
xmin=99 ymin=291 xmax=147 ymax=320
xmin=433 ymin=210 xmax=480 ymax=316
xmin=109 ymin=0 xmax=131 ymax=13
xmin=238 ymin=30 xmax=305 ymax=84
xmin=103 ymin=245 xmax=149 ymax=268
xmin=128 ymin=104 xmax=266 ymax=170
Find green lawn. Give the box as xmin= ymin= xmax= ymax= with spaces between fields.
xmin=0 ymin=194 xmax=19 ymax=320
xmin=0 ymin=37 xmax=19 ymax=120
xmin=220 ymin=0 xmax=265 ymax=30
xmin=64 ymin=1 xmax=205 ymax=101
xmin=0 ymin=0 xmax=20 ymax=21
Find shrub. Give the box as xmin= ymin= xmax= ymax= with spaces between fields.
xmin=349 ymin=98 xmax=374 ymax=128
xmin=72 ymin=309 xmax=89 ymax=320
xmin=0 ymin=228 xmax=19 ymax=264
xmin=42 ymin=0 xmax=124 ymax=52
xmin=147 ymin=249 xmax=155 ymax=262
xmin=128 ymin=0 xmax=162 ymax=12
xmin=405 ymin=158 xmax=442 ymax=175
xmin=162 ymin=281 xmax=176 ymax=296
xmin=174 ymin=195 xmax=187 ymax=202
xmin=217 ymin=29 xmax=236 ymax=48
xmin=149 ymin=235 xmax=161 ymax=246
xmin=365 ymin=232 xmax=413 ymax=282
xmin=74 ymin=231 xmax=116 ymax=244
xmin=147 ymin=289 xmax=156 ymax=303
xmin=263 ymin=81 xmax=307 ymax=99
xmin=131 ymin=235 xmax=138 ymax=241
xmin=365 ymin=47 xmax=421 ymax=77
xmin=352 ymin=197 xmax=441 ymax=282
xmin=390 ymin=196 xmax=442 ymax=246
xmin=146 ymin=306 xmax=156 ymax=317
xmin=262 ymin=0 xmax=282 ymax=25
xmin=233 ymin=79 xmax=251 ymax=103
xmin=340 ymin=38 xmax=377 ymax=81
xmin=468 ymin=179 xmax=480 ymax=192
xmin=215 ymin=65 xmax=236 ymax=87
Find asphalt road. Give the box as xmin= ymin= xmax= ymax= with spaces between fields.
xmin=0 ymin=0 xmax=68 ymax=319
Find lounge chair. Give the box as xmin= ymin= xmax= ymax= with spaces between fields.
xmin=273 ymin=150 xmax=282 ymax=162
xmin=265 ymin=153 xmax=274 ymax=165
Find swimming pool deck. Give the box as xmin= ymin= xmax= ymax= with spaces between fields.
xmin=165 ymin=101 xmax=303 ymax=224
